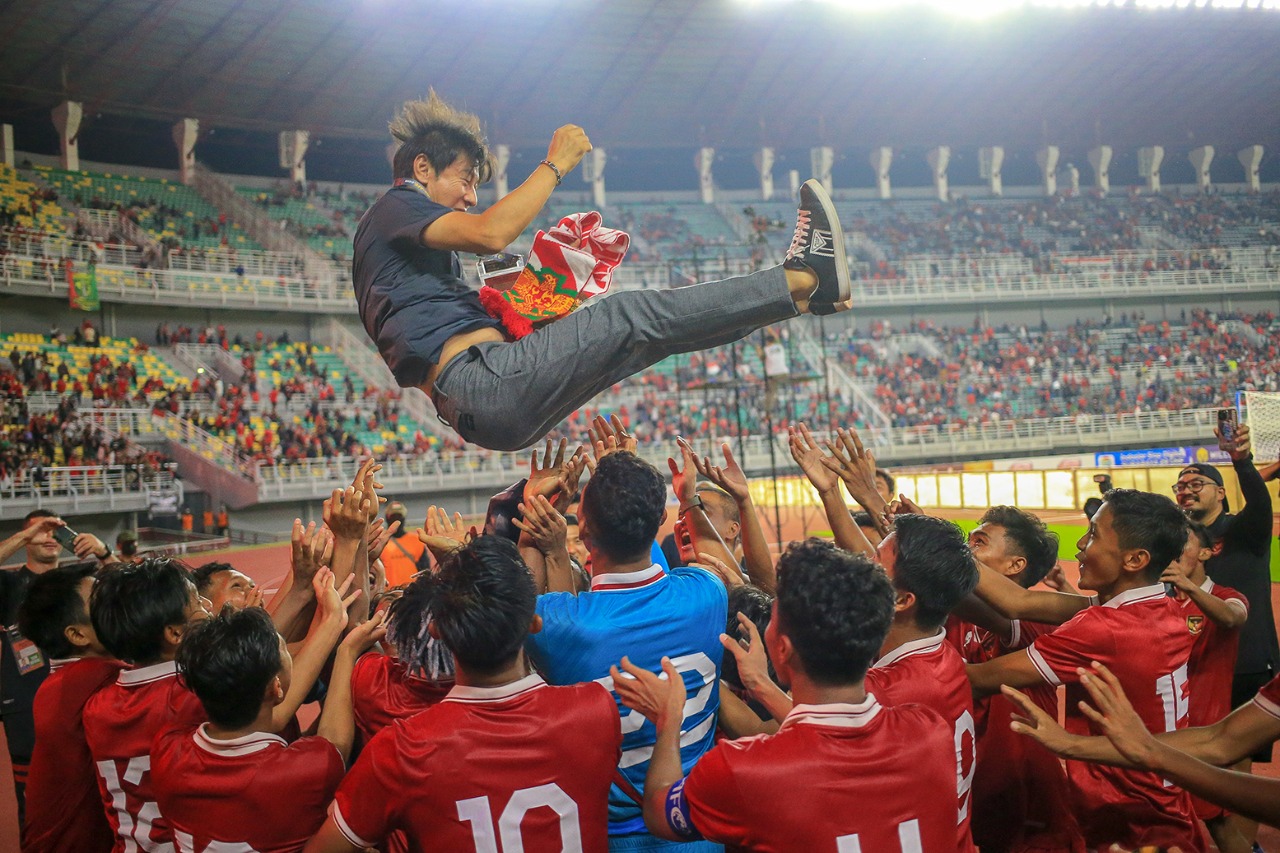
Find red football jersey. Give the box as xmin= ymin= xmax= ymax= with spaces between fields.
xmin=683 ymin=697 xmax=959 ymax=852
xmin=1026 ymin=583 xmax=1205 ymax=851
xmin=945 ymin=618 xmax=1083 ymax=853
xmin=865 ymin=629 xmax=976 ymax=852
xmin=331 ymin=674 xmax=620 ymax=852
xmin=151 ymin=724 xmax=345 ymax=853
xmin=24 ymin=656 xmax=124 ymax=853
xmin=351 ymin=651 xmax=451 ymax=744
xmin=1252 ymin=672 xmax=1280 ymax=719
xmin=1181 ymin=579 xmax=1247 ymax=821
xmin=82 ymin=661 xmax=206 ymax=853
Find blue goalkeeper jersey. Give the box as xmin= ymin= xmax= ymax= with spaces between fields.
xmin=528 ymin=564 xmax=727 ymax=836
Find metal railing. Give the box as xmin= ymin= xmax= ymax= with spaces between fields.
xmin=0 ymin=464 xmax=178 ymax=520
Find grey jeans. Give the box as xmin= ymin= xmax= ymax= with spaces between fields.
xmin=431 ymin=265 xmax=796 ymax=451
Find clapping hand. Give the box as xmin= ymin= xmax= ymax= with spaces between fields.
xmin=788 ymin=423 xmax=838 ymax=494
xmin=417 ymin=506 xmax=473 ymax=563
xmin=514 ymin=495 xmax=568 ymax=556
xmin=694 ymin=443 xmax=750 ymax=504
xmin=585 ymin=414 xmax=637 ymax=473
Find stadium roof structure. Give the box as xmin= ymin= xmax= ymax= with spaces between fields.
xmin=2 ymin=0 xmax=1279 ymax=152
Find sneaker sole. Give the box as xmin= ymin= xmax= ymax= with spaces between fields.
xmin=802 ymin=179 xmax=852 ymax=306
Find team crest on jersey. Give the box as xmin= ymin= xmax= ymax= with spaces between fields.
xmin=1187 ymin=615 xmax=1205 ymax=635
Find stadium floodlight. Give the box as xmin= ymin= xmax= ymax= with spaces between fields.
xmin=741 ymin=0 xmax=1280 ymax=17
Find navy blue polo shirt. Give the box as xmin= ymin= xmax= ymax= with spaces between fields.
xmin=352 ymin=185 xmax=501 ymax=388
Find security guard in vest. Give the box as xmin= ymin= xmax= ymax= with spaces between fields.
xmin=380 ymin=501 xmax=430 ymax=587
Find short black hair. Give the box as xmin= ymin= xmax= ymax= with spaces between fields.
xmin=851 ymin=510 xmax=877 ymax=529
xmin=979 ymin=506 xmax=1060 ymax=589
xmin=775 ymin=539 xmax=894 ymax=685
xmin=18 ymin=563 xmax=97 ymax=659
xmin=22 ymin=509 xmax=58 ymax=525
xmin=1103 ymin=488 xmax=1188 ymax=580
xmin=191 ymin=562 xmax=233 ymax=595
xmin=1082 ymin=497 xmax=1104 ymax=520
xmin=430 ymin=536 xmax=535 ymax=675
xmin=1187 ymin=519 xmax=1212 ymax=550
xmin=581 ymin=452 xmax=666 ymax=562
xmin=722 ymin=585 xmax=776 ymax=691
xmin=90 ymin=557 xmax=194 ymax=665
xmin=891 ymin=514 xmax=978 ymax=630
xmin=697 ymin=485 xmax=740 ymax=527
xmin=875 ymin=469 xmax=896 ymax=495
xmin=177 ymin=607 xmax=281 ymax=729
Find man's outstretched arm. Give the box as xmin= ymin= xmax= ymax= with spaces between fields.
xmin=423 ymin=126 xmax=592 ymax=254
xmin=1004 ymin=663 xmax=1280 ymax=769
xmin=971 ymin=560 xmax=1091 ymax=626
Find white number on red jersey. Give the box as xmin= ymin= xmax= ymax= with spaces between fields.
xmin=954 ymin=709 xmax=976 ymax=822
xmin=98 ymin=756 xmax=168 ymax=853
xmin=1156 ymin=664 xmax=1191 ymax=734
xmin=1154 ymin=664 xmax=1191 ymax=787
xmin=837 ymin=819 xmax=924 ymax=852
xmin=457 ymin=783 xmax=583 ymax=852
xmin=175 ymin=832 xmax=260 ymax=853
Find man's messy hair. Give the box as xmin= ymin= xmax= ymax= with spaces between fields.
xmin=389 ymin=90 xmax=493 ymax=184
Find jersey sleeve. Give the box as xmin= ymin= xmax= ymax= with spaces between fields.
xmin=1252 ymin=674 xmax=1280 ymax=721
xmin=525 ymin=592 xmax=586 ymax=679
xmin=682 ymin=742 xmax=751 ymax=848
xmin=384 ymin=192 xmax=453 ymax=248
xmin=330 ymin=727 xmax=403 ymax=847
xmin=1214 ymin=585 xmax=1250 ymax=620
xmin=1025 ymin=608 xmax=1116 ymax=687
xmin=286 ymin=736 xmax=347 ymax=800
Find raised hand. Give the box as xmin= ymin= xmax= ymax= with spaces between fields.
xmin=545 ymin=124 xmax=592 ymax=175
xmin=290 ymin=519 xmax=333 ymax=587
xmin=355 ymin=459 xmax=386 ymax=522
xmin=695 ymin=442 xmax=750 ymax=504
xmin=586 ymin=414 xmax=637 ymax=472
xmin=324 ymin=484 xmax=371 ymax=542
xmin=823 ymin=427 xmax=885 ymax=510
xmin=610 ymin=656 xmax=687 ymax=729
xmin=514 ymin=495 xmax=568 ymax=556
xmin=338 ymin=609 xmax=387 ymax=658
xmin=367 ymin=517 xmax=398 ymax=563
xmin=312 ymin=566 xmax=360 ymax=630
xmin=1216 ymin=421 xmax=1252 ymax=462
xmin=1003 ymin=684 xmax=1079 ymax=757
xmin=719 ymin=612 xmax=771 ymax=694
xmin=666 ymin=437 xmax=699 ymax=506
xmin=526 ymin=438 xmax=570 ymax=501
xmin=1076 ymin=661 xmax=1162 ymax=769
xmin=692 ymin=551 xmax=744 ymax=589
xmin=1041 ymin=563 xmax=1081 ymax=595
xmin=417 ymin=505 xmax=471 ymax=562
xmin=1159 ymin=561 xmax=1197 ymax=596
xmin=788 ymin=423 xmax=838 ymax=494
xmin=71 ymin=532 xmax=109 ymax=562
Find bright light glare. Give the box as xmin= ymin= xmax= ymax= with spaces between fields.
xmin=743 ymin=0 xmax=1280 ymax=18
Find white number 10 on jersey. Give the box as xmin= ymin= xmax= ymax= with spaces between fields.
xmin=457 ymin=783 xmax=584 ymax=853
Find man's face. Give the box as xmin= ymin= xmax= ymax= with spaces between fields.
xmin=875 ymin=474 xmax=893 ymax=503
xmin=875 ymin=532 xmax=899 ymax=583
xmin=1175 ymin=530 xmax=1211 ymax=583
xmin=72 ymin=576 xmax=107 ymax=656
xmin=24 ymin=518 xmax=62 ymax=566
xmin=565 ymin=522 xmax=589 ymax=567
xmin=421 ymin=155 xmax=480 ymax=212
xmin=205 ymin=569 xmax=257 ymax=612
xmin=967 ymin=523 xmax=1020 ymax=578
xmin=275 ymin=633 xmax=293 ymax=700
xmin=1174 ymin=470 xmax=1223 ymax=519
xmin=1074 ymin=503 xmax=1123 ymax=592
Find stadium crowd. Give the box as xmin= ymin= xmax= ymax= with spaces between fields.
xmin=1 ymin=411 xmax=1276 ymax=852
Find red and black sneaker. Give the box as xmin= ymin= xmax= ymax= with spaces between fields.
xmin=783 ymin=179 xmax=851 ymax=315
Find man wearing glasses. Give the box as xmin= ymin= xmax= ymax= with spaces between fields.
xmin=1174 ymin=422 xmax=1276 ymax=849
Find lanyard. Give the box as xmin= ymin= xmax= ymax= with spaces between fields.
xmin=398 ymin=178 xmax=432 ymax=201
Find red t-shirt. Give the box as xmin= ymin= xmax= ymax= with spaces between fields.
xmin=865 ymin=629 xmax=977 ymax=852
xmin=24 ymin=656 xmax=124 ymax=853
xmin=1182 ymin=579 xmax=1247 ymax=821
xmin=351 ymin=652 xmax=452 ymax=744
xmin=330 ymin=674 xmax=620 ymax=852
xmin=151 ymin=724 xmax=345 ymax=852
xmin=946 ymin=618 xmax=1084 ymax=853
xmin=82 ymin=661 xmax=206 ymax=853
xmin=683 ymin=697 xmax=959 ymax=851
xmin=1183 ymin=579 xmax=1247 ymax=728
xmin=1026 ymin=584 xmax=1205 ymax=851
